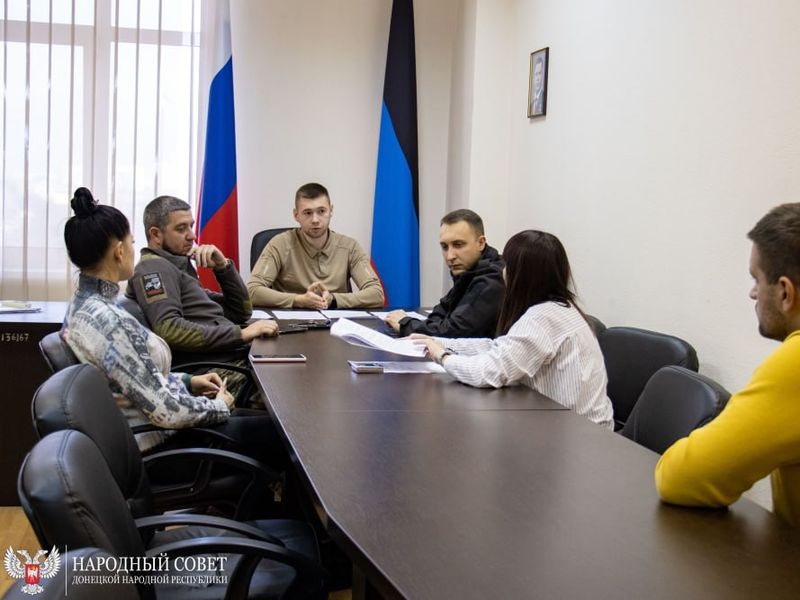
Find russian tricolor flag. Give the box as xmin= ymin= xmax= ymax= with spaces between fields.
xmin=371 ymin=0 xmax=420 ymax=308
xmin=197 ymin=0 xmax=238 ymax=291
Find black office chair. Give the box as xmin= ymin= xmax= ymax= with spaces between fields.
xmin=597 ymin=326 xmax=699 ymax=430
xmin=1 ymin=548 xmax=138 ymax=600
xmin=250 ymin=228 xmax=291 ymax=270
xmin=585 ymin=314 xmax=606 ymax=336
xmin=32 ymin=363 xmax=279 ymax=520
xmin=620 ymin=365 xmax=730 ymax=454
xmin=19 ymin=430 xmax=325 ymax=600
xmin=118 ymin=295 xmax=151 ymax=327
xmin=38 ymin=331 xmax=78 ymax=373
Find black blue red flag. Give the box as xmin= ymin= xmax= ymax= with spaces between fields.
xmin=371 ymin=0 xmax=420 ymax=308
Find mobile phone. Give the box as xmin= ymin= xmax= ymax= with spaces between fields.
xmin=348 ymin=360 xmax=384 ymax=373
xmin=251 ymin=354 xmax=307 ymax=363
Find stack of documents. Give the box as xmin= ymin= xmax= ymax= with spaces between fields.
xmin=330 ymin=318 xmax=426 ymax=358
xmin=320 ymin=310 xmax=374 ymax=319
xmin=0 ymin=301 xmax=41 ymax=314
xmin=370 ymin=310 xmax=428 ymax=321
xmin=271 ymin=310 xmax=325 ymax=320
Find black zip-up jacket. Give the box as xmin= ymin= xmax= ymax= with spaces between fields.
xmin=398 ymin=245 xmax=505 ymax=338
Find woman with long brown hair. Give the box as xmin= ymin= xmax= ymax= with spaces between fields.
xmin=416 ymin=230 xmax=613 ymax=428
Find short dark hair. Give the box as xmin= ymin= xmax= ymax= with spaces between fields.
xmin=64 ymin=187 xmax=131 ymax=270
xmin=143 ymin=195 xmax=192 ymax=240
xmin=295 ymin=183 xmax=330 ymax=205
xmin=440 ymin=209 xmax=485 ymax=236
xmin=748 ymin=203 xmax=800 ymax=285
xmin=496 ymin=230 xmax=580 ymax=335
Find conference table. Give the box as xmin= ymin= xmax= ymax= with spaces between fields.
xmin=0 ymin=301 xmax=68 ymax=504
xmin=250 ymin=322 xmax=800 ymax=599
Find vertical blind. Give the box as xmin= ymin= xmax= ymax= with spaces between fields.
xmin=0 ymin=0 xmax=201 ymax=301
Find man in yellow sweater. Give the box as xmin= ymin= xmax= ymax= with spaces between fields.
xmin=656 ymin=203 xmax=800 ymax=526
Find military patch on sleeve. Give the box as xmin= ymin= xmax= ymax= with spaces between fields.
xmin=142 ymin=273 xmax=168 ymax=302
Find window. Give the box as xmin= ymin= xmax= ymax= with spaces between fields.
xmin=0 ymin=0 xmax=201 ymax=300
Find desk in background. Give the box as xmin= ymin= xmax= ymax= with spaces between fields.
xmin=0 ymin=302 xmax=68 ymax=505
xmin=251 ymin=328 xmax=800 ymax=599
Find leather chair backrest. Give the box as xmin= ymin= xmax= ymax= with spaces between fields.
xmin=1 ymin=548 xmax=138 ymax=600
xmin=250 ymin=227 xmax=291 ymax=270
xmin=586 ymin=314 xmax=606 ymax=336
xmin=118 ymin=296 xmax=150 ymax=328
xmin=38 ymin=331 xmax=78 ymax=373
xmin=18 ymin=430 xmax=147 ymax=559
xmin=598 ymin=326 xmax=699 ymax=430
xmin=620 ymin=365 xmax=730 ymax=454
xmin=31 ymin=364 xmax=155 ymax=518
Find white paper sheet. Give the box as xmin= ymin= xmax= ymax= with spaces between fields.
xmin=370 ymin=310 xmax=428 ymax=321
xmin=0 ymin=306 xmax=41 ymax=314
xmin=320 ymin=310 xmax=374 ymax=319
xmin=1 ymin=301 xmax=33 ymax=308
xmin=377 ymin=361 xmax=445 ymax=374
xmin=251 ymin=310 xmax=275 ymax=320
xmin=331 ymin=318 xmax=426 ymax=357
xmin=271 ymin=310 xmax=325 ymax=320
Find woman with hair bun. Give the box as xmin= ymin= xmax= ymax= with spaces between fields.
xmin=62 ymin=187 xmax=242 ymax=451
xmin=415 ymin=230 xmax=613 ymax=429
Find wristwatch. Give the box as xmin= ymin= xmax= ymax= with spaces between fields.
xmin=438 ymin=348 xmax=455 ymax=365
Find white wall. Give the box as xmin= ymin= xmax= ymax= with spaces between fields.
xmin=445 ymin=0 xmax=514 ymax=249
xmin=230 ymin=0 xmax=460 ymax=303
xmin=463 ymin=0 xmax=515 ymax=243
xmin=231 ymin=0 xmax=800 ymax=392
xmin=465 ymin=0 xmax=800 ymax=391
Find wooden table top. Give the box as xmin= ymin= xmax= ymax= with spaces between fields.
xmin=251 ymin=326 xmax=800 ymax=599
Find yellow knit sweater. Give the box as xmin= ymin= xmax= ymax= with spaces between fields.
xmin=655 ymin=330 xmax=800 ymax=526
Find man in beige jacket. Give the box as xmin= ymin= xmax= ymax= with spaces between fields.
xmin=247 ymin=182 xmax=385 ymax=309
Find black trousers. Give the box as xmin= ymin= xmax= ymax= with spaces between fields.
xmin=146 ymin=409 xmax=287 ymax=467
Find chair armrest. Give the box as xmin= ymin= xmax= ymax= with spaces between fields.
xmin=171 ymin=362 xmax=257 ymax=408
xmin=142 ymin=447 xmax=281 ymax=483
xmin=134 ymin=514 xmax=284 ymax=546
xmin=131 ymin=423 xmax=160 ymax=435
xmin=131 ymin=423 xmax=239 ymax=446
xmin=146 ymin=536 xmax=325 ymax=600
xmin=142 ymin=447 xmax=281 ymax=520
xmin=172 ymin=361 xmax=252 ymax=376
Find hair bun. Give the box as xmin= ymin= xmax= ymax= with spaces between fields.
xmin=71 ymin=187 xmax=98 ymax=218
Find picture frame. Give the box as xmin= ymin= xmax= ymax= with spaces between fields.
xmin=527 ymin=47 xmax=549 ymax=118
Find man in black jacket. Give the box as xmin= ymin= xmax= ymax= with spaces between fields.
xmin=385 ymin=209 xmax=505 ymax=338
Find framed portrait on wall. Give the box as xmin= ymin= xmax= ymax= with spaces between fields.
xmin=528 ymin=47 xmax=549 ymax=118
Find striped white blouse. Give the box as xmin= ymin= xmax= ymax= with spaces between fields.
xmin=437 ymin=302 xmax=613 ymax=429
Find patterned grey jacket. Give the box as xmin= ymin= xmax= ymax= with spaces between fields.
xmin=64 ymin=274 xmax=229 ymax=451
